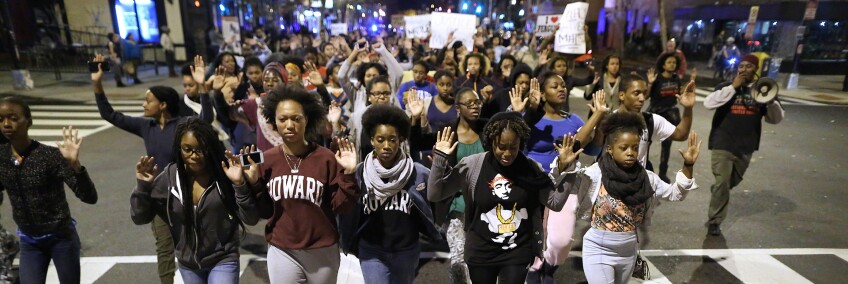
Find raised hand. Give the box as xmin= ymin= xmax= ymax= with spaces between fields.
xmin=592 ymin=72 xmax=601 ymax=85
xmin=647 ymin=68 xmax=658 ymax=85
xmin=190 ymin=55 xmax=207 ymax=85
xmin=211 ymin=66 xmax=227 ymax=91
xmin=539 ymin=49 xmax=550 ymax=66
xmin=509 ymin=85 xmax=529 ymax=113
xmin=91 ymin=54 xmax=106 ymax=82
xmin=334 ymin=137 xmax=358 ymax=174
xmin=554 ymin=133 xmax=584 ymax=171
xmin=433 ymin=127 xmax=458 ymax=155
xmin=587 ymin=89 xmax=608 ymax=115
xmin=305 ymin=61 xmax=324 ymax=86
xmin=677 ymin=80 xmax=696 ymax=108
xmin=689 ymin=67 xmax=698 ymax=83
xmin=223 ymin=145 xmax=261 ymax=185
xmin=57 ymin=126 xmax=83 ymax=171
xmin=679 ymin=131 xmax=702 ymax=166
xmin=407 ymin=92 xmax=425 ymax=118
xmin=135 ymin=156 xmax=157 ymax=182
xmin=528 ymin=78 xmax=542 ymax=108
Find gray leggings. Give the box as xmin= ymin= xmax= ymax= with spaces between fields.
xmin=267 ymin=244 xmax=340 ymax=283
xmin=581 ymin=228 xmax=637 ymax=284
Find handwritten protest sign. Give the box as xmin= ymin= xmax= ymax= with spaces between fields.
xmin=554 ymin=2 xmax=589 ymax=54
xmin=428 ymin=12 xmax=477 ymax=52
xmin=535 ymin=15 xmax=561 ymax=37
xmin=404 ymin=15 xmax=431 ymax=39
xmin=330 ymin=23 xmax=348 ymax=35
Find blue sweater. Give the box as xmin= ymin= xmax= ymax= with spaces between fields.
xmin=396 ymin=81 xmax=437 ymax=110
xmin=96 ymin=92 xmax=212 ymax=171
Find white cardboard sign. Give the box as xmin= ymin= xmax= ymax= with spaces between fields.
xmin=428 ymin=12 xmax=476 ymax=52
xmin=535 ymin=14 xmax=561 ymax=37
xmin=404 ymin=15 xmax=431 ymax=39
xmin=330 ymin=23 xmax=348 ymax=35
xmin=554 ymin=2 xmax=589 ymax=54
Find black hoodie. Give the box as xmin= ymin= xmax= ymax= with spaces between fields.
xmin=131 ymin=163 xmax=259 ymax=270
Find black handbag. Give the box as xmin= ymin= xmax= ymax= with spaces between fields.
xmin=632 ymin=230 xmax=651 ymax=280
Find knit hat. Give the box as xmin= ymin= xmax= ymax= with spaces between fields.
xmin=741 ymin=54 xmax=759 ymax=69
xmin=148 ymin=86 xmax=180 ymax=115
xmin=263 ymin=62 xmax=289 ymax=84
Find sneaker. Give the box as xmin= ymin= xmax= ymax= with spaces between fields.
xmin=116 ymin=81 xmax=126 ymax=87
xmin=133 ymin=78 xmax=143 ymax=84
xmin=708 ymin=224 xmax=722 ymax=236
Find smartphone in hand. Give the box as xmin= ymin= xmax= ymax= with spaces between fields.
xmin=238 ymin=151 xmax=264 ymax=166
xmin=88 ymin=61 xmax=111 ymax=73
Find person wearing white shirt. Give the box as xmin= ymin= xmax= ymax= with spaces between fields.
xmin=160 ymin=26 xmax=176 ymax=77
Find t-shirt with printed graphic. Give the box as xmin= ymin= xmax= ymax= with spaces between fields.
xmin=465 ymin=166 xmax=534 ymax=266
xmin=649 ymin=74 xmax=681 ymax=113
xmin=709 ymin=84 xmax=768 ymax=156
xmin=396 ymin=81 xmax=437 ymax=110
xmin=359 ymin=190 xmax=419 ymax=250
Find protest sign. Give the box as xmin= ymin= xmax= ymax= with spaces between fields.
xmin=428 ymin=12 xmax=476 ymax=52
xmin=554 ymin=2 xmax=589 ymax=54
xmin=330 ymin=23 xmax=348 ymax=35
xmin=221 ymin=16 xmax=242 ymax=54
xmin=404 ymin=15 xmax=431 ymax=39
xmin=535 ymin=14 xmax=560 ymax=37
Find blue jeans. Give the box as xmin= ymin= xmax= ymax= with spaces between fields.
xmin=18 ymin=228 xmax=81 ymax=284
xmin=178 ymin=261 xmax=239 ymax=284
xmin=358 ymin=242 xmax=420 ymax=284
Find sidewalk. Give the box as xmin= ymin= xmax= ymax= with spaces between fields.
xmin=0 ymin=66 xmax=183 ymax=102
xmin=620 ymin=57 xmax=848 ymax=105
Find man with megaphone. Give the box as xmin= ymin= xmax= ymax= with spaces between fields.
xmin=703 ymin=54 xmax=785 ymax=236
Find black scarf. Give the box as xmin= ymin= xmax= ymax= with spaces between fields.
xmin=598 ymin=153 xmax=654 ymax=206
xmin=484 ymin=151 xmax=553 ymax=192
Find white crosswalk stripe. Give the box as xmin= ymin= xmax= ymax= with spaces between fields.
xmin=15 ymin=248 xmax=848 ymax=284
xmin=26 ymin=100 xmax=144 ymax=146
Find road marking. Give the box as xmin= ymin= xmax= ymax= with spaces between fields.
xmin=16 ymin=248 xmax=845 ymax=284
xmin=24 ymin=100 xmax=145 ymax=147
xmin=29 ymin=105 xmax=141 ymax=111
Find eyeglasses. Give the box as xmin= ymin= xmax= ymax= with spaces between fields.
xmin=369 ymin=91 xmax=392 ymax=99
xmin=180 ymin=146 xmax=204 ymax=158
xmin=458 ymin=100 xmax=483 ymax=108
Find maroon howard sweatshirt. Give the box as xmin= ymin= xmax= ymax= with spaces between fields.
xmin=254 ymin=144 xmax=360 ymax=250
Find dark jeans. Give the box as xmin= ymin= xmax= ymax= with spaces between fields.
xmin=358 ymin=242 xmax=420 ymax=284
xmin=18 ymin=227 xmax=81 ymax=284
xmin=468 ymin=263 xmax=528 ymax=284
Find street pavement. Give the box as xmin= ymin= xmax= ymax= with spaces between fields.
xmin=1 ymin=67 xmax=847 ymax=283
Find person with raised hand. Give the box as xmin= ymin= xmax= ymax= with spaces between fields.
xmin=131 ymin=118 xmax=259 ymax=284
xmin=338 ymin=105 xmax=441 ymax=284
xmin=252 ymin=85 xmax=361 ymax=283
xmin=91 ymin=53 xmax=213 ymax=284
xmin=548 ymin=111 xmax=701 ymax=284
xmin=428 ymin=112 xmax=571 ymax=284
xmin=0 ymin=96 xmax=98 ymax=284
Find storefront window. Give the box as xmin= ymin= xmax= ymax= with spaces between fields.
xmin=802 ymin=21 xmax=847 ymax=60
xmin=115 ymin=0 xmax=159 ymax=43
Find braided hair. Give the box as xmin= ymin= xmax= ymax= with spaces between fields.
xmin=482 ymin=112 xmax=531 ymax=152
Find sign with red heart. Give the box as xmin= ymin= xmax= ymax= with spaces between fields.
xmin=535 ymin=14 xmax=561 ymax=37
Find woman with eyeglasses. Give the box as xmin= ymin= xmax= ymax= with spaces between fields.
xmin=91 ymin=54 xmax=213 ymax=284
xmin=336 ymin=75 xmax=398 ymax=161
xmin=406 ymin=87 xmax=488 ymax=283
xmin=131 ymin=118 xmax=259 ymax=283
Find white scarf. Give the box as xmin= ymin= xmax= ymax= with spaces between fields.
xmin=363 ymin=152 xmax=414 ymax=203
xmin=183 ymin=94 xmax=229 ymax=141
xmin=604 ymin=74 xmax=621 ymax=108
xmin=254 ymin=97 xmax=284 ymax=147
